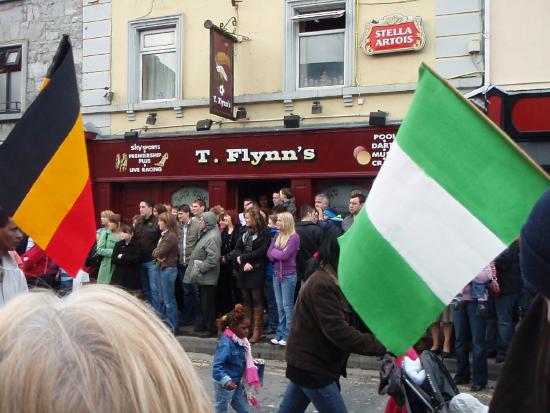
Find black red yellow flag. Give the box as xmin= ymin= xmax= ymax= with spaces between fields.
xmin=0 ymin=35 xmax=96 ymax=276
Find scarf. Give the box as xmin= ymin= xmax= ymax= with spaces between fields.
xmin=223 ymin=328 xmax=261 ymax=408
xmin=243 ymin=228 xmax=257 ymax=253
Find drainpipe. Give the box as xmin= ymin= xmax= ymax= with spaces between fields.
xmin=464 ymin=0 xmax=490 ymax=99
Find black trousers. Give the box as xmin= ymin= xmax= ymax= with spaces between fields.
xmin=200 ymin=285 xmax=217 ymax=332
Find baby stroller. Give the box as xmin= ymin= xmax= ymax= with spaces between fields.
xmin=380 ymin=350 xmax=459 ymax=413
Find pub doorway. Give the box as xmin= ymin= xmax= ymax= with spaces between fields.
xmin=235 ymin=179 xmax=290 ymax=212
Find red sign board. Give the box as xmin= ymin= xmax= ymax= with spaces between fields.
xmin=361 ymin=14 xmax=425 ymax=55
xmin=210 ymin=28 xmax=235 ymax=120
xmin=88 ymin=127 xmax=398 ymax=182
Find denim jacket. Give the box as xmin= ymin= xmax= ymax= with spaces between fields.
xmin=212 ymin=335 xmax=246 ymax=386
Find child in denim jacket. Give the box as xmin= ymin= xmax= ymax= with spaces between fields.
xmin=213 ymin=304 xmax=261 ymax=412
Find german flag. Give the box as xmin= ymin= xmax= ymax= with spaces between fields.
xmin=0 ymin=35 xmax=96 ymax=276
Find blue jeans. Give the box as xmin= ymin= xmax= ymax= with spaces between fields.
xmin=182 ymin=281 xmax=204 ymax=327
xmin=159 ymin=266 xmax=179 ymax=333
xmin=140 ymin=260 xmax=154 ymax=303
xmin=454 ymin=301 xmax=488 ymax=387
xmin=278 ymin=381 xmax=347 ymax=413
xmin=488 ymin=293 xmax=519 ymax=359
xmin=213 ymin=381 xmax=249 ymax=413
xmin=273 ymin=274 xmax=297 ymax=341
xmin=264 ymin=276 xmax=279 ymax=332
xmin=150 ymin=264 xmax=163 ymax=316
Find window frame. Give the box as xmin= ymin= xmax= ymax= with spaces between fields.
xmin=284 ymin=0 xmax=354 ymax=93
xmin=128 ymin=15 xmax=183 ymax=105
xmin=296 ymin=27 xmax=345 ymax=90
xmin=138 ymin=27 xmax=178 ymax=102
xmin=0 ymin=42 xmax=25 ymax=118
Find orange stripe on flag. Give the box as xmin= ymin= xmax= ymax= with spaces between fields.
xmin=13 ymin=113 xmax=89 ymax=248
xmin=45 ymin=179 xmax=96 ymax=276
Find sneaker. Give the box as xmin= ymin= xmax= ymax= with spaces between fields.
xmin=270 ymin=338 xmax=280 ymax=345
xmin=278 ymin=340 xmax=287 ymax=346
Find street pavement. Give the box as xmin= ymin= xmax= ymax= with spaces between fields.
xmin=188 ymin=352 xmax=494 ymax=413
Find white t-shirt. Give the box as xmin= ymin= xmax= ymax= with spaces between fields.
xmin=0 ymin=253 xmax=29 ymax=307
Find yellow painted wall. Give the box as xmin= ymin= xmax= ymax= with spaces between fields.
xmin=109 ymin=0 xmax=434 ymax=135
xmin=356 ymin=0 xmax=436 ymax=86
xmin=491 ymin=0 xmax=550 ymax=90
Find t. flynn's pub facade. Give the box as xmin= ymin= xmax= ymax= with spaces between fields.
xmin=81 ymin=1 xmax=486 ymax=220
xmin=86 ymin=125 xmax=398 ymax=219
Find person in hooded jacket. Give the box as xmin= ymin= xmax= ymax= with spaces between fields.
xmin=489 ymin=188 xmax=550 ymax=413
xmin=184 ymin=211 xmax=222 ymax=338
xmin=278 ymin=226 xmax=385 ymax=413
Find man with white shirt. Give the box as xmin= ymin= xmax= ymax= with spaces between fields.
xmin=0 ymin=207 xmax=28 ymax=306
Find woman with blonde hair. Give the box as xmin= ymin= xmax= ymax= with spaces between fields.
xmin=0 ymin=285 xmax=212 ymax=413
xmin=98 ymin=209 xmax=114 ymax=240
xmin=97 ymin=213 xmax=123 ymax=284
xmin=267 ymin=212 xmax=300 ymax=346
xmin=152 ymin=212 xmax=180 ymax=333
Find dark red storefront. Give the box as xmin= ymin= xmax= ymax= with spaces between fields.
xmin=87 ymin=125 xmax=398 ymax=221
xmin=484 ymin=87 xmax=550 ymax=168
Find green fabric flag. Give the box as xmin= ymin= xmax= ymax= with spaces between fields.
xmin=338 ymin=63 xmax=550 ymax=355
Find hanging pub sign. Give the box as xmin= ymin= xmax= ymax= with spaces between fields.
xmin=361 ymin=14 xmax=425 ymax=55
xmin=209 ymin=23 xmax=236 ymax=120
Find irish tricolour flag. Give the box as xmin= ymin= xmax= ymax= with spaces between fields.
xmin=338 ymin=64 xmax=550 ymax=355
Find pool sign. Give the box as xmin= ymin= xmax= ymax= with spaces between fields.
xmin=361 ymin=14 xmax=425 ymax=55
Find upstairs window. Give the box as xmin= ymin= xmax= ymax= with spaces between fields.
xmin=0 ymin=46 xmax=22 ymax=113
xmin=295 ymin=10 xmax=345 ymax=88
xmin=284 ymin=0 xmax=353 ymax=93
xmin=140 ymin=28 xmax=177 ymax=101
xmin=128 ymin=15 xmax=182 ymax=105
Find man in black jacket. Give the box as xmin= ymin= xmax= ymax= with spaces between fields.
xmin=134 ymin=199 xmax=160 ymax=303
xmin=295 ymin=205 xmax=323 ymax=285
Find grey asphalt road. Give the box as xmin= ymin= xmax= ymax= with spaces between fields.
xmin=188 ymin=352 xmax=494 ymax=413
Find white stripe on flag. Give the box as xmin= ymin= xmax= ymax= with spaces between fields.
xmin=366 ymin=142 xmax=506 ymax=303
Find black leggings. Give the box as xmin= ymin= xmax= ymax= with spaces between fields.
xmin=241 ymin=287 xmax=263 ymax=308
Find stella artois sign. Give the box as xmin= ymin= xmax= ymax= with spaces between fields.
xmin=361 ymin=14 xmax=425 ymax=55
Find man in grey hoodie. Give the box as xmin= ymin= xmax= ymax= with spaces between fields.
xmin=184 ymin=211 xmax=222 ymax=337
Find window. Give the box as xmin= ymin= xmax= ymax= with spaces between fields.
xmin=140 ymin=28 xmax=176 ymax=101
xmin=128 ymin=15 xmax=182 ymax=104
xmin=284 ymin=0 xmax=354 ymax=93
xmin=0 ymin=46 xmax=22 ymax=113
xmin=296 ymin=10 xmax=345 ymax=88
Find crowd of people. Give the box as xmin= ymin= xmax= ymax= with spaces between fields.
xmin=84 ymin=188 xmax=367 ymax=344
xmin=0 ymin=182 xmax=547 ymax=412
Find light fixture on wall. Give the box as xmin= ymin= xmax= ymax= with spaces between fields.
xmin=311 ymin=100 xmax=322 ymax=114
xmin=235 ymin=107 xmax=247 ymax=120
xmin=196 ymin=119 xmax=222 ymax=131
xmin=124 ymin=131 xmax=139 ymax=141
xmin=369 ymin=110 xmax=387 ymax=126
xmin=283 ymin=114 xmax=301 ymax=128
xmin=103 ymin=86 xmax=114 ymax=103
xmin=146 ymin=112 xmax=157 ymax=126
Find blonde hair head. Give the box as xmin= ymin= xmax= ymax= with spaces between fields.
xmin=275 ymin=212 xmax=296 ymax=248
xmin=0 ymin=285 xmax=212 ymax=413
xmin=100 ymin=210 xmax=115 ymax=219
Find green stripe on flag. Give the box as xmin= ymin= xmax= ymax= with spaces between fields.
xmin=338 ymin=210 xmax=445 ymax=355
xmin=398 ymin=64 xmax=550 ymax=244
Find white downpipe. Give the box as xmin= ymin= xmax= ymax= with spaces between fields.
xmin=464 ymin=0 xmax=491 ymax=99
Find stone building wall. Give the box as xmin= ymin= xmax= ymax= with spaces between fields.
xmin=0 ymin=0 xmax=82 ymax=140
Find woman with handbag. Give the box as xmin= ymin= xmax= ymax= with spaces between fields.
xmin=97 ymin=214 xmax=123 ymax=285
